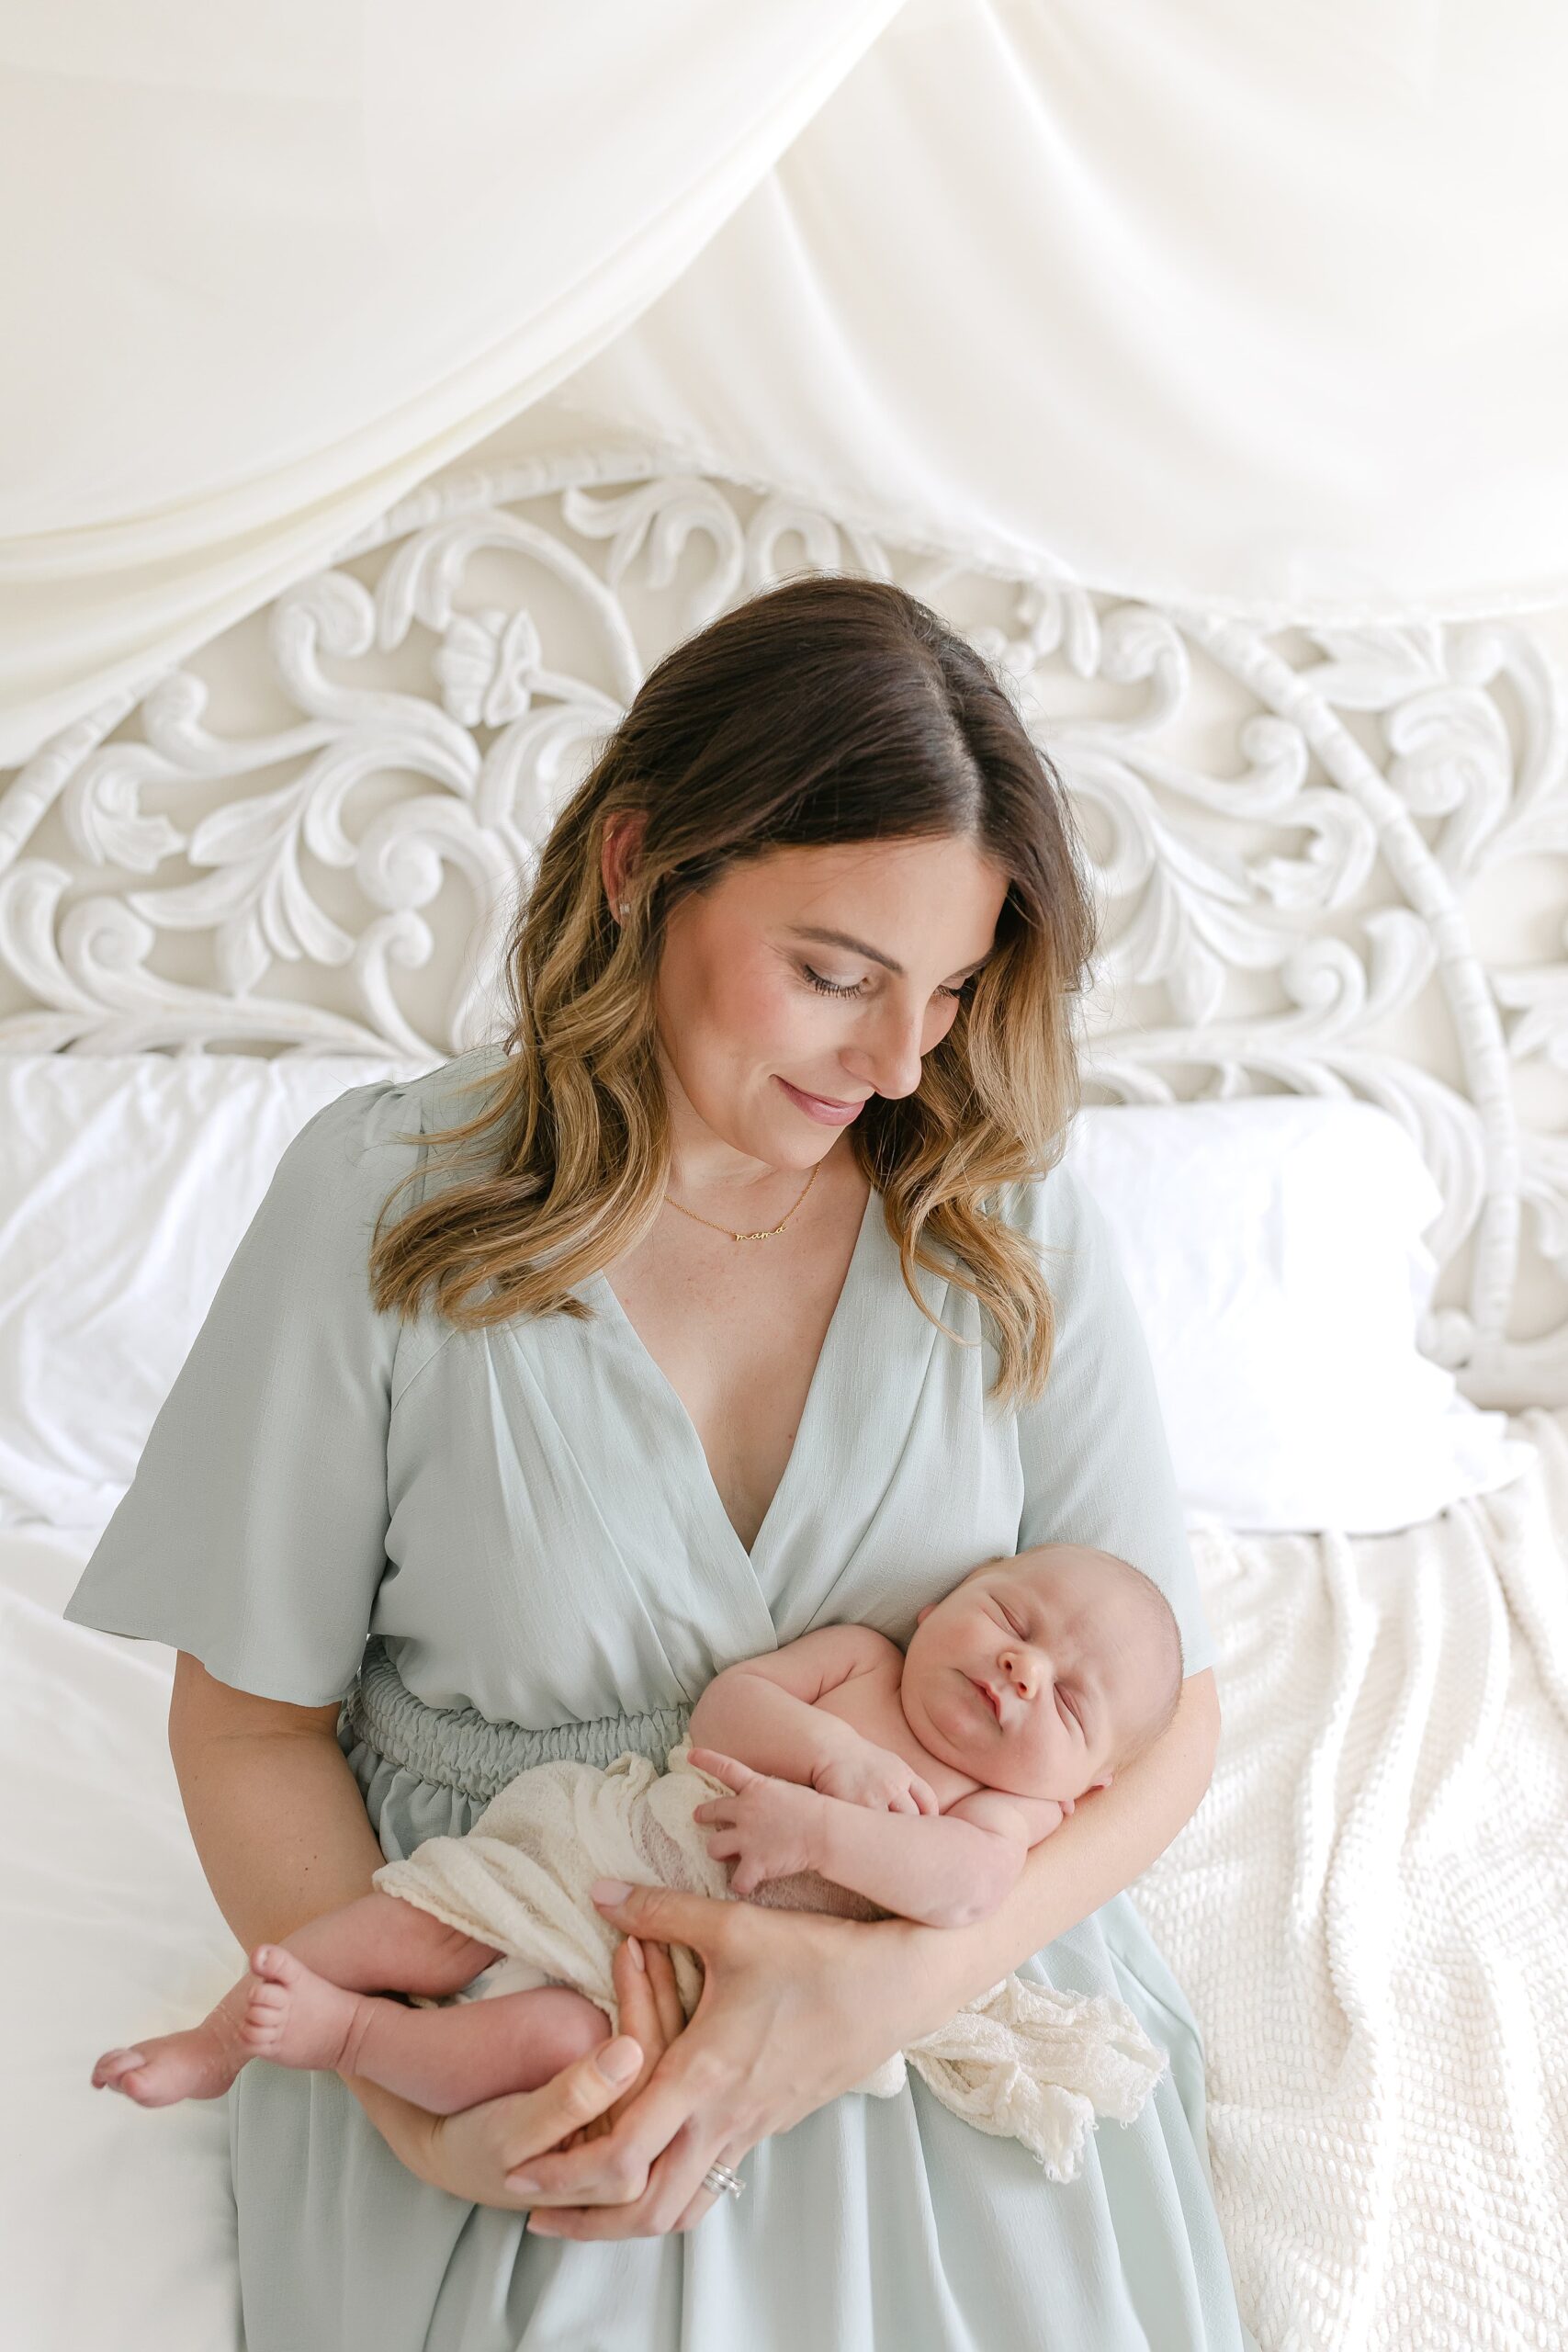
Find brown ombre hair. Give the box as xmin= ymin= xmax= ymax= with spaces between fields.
xmin=367 ymin=573 xmax=1098 ymax=1406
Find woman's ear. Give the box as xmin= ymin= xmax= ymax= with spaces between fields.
xmin=601 ymin=812 xmax=648 ymax=913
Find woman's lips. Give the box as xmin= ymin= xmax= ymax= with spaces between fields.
xmin=775 ymin=1076 xmax=871 ymax=1127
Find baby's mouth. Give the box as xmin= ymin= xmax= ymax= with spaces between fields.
xmin=968 ymin=1675 xmax=1001 ymax=1721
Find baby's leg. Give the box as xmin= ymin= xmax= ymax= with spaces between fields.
xmin=242 ymin=1945 xmax=610 ymax=2113
xmin=283 ymin=1890 xmax=502 ymax=1999
xmin=92 ymin=1891 xmax=500 ymax=2109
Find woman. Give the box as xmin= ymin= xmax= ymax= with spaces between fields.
xmin=65 ymin=575 xmax=1256 ymax=2349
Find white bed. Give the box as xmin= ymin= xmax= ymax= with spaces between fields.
xmin=5 ymin=453 xmax=1568 ymax=2350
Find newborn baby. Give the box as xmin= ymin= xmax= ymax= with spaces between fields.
xmin=92 ymin=1541 xmax=1182 ymax=2172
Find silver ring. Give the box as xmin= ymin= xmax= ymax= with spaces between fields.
xmin=701 ymin=2161 xmax=746 ymax=2199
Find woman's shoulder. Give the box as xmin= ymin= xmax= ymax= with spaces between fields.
xmin=275 ymin=1041 xmax=511 ymax=1221
xmin=990 ymin=1155 xmax=1098 ymax=1253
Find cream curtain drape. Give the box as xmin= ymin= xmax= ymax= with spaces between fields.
xmin=536 ymin=0 xmax=1568 ymax=629
xmin=0 ymin=1 xmax=907 ymax=764
xmin=3 ymin=0 xmax=1566 ymax=768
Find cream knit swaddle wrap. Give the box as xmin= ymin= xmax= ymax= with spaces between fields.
xmin=371 ymin=1738 xmax=1168 ymax=2183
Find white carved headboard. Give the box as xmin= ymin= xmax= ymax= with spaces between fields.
xmin=3 ymin=450 xmax=1566 ymax=1408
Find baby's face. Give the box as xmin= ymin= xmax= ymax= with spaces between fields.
xmin=898 ymin=1544 xmax=1164 ymax=1801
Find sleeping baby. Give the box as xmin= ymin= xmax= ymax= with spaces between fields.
xmin=91 ymin=1540 xmax=1185 ymax=2179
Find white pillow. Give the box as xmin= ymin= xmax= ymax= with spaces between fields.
xmin=1066 ymin=1099 xmax=1532 ymax=1533
xmin=0 ymin=1056 xmax=1532 ymax=1537
xmin=0 ymin=1052 xmax=430 ymax=1531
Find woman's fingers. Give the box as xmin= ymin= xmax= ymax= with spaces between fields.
xmin=505 ymin=2029 xmax=717 ymax=2203
xmin=528 ymin=2123 xmax=740 ymax=2241
xmin=590 ymin=1880 xmax=739 ymax=1957
xmin=640 ymin=1935 xmax=686 ymax=2047
xmin=433 ymin=2033 xmax=644 ymax=2200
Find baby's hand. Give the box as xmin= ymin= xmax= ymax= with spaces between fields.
xmin=810 ymin=1746 xmax=940 ymax=1816
xmin=688 ymin=1750 xmax=825 ymax=1896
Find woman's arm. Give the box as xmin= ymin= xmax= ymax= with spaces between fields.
xmin=166 ymin=1652 xmax=659 ymax=2191
xmin=502 ymin=1666 xmax=1221 ymax=2241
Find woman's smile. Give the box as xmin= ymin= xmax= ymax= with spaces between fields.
xmin=774 ymin=1075 xmax=872 ymax=1126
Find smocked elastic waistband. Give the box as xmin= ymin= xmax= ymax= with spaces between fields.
xmin=340 ymin=1635 xmax=694 ymax=1805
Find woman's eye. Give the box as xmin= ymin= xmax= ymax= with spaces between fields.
xmin=803 ymin=966 xmax=974 ymax=1004
xmin=802 ymin=966 xmax=863 ymax=999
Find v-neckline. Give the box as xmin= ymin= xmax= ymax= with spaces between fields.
xmin=582 ymin=1182 xmax=882 ymax=1572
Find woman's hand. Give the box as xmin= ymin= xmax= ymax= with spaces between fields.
xmin=550 ymin=1937 xmax=688 ymax=2154
xmin=508 ymin=1879 xmax=941 ymax=2242
xmin=373 ymin=1933 xmax=687 ymax=2211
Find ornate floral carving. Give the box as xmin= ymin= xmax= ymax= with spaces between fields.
xmin=1 ymin=457 xmax=1564 ymax=1401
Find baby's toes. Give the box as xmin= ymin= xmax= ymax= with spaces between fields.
xmin=248 ymin=1943 xmax=305 ymax=1989
xmin=92 ymin=2047 xmax=148 ymax=2090
xmin=241 ymin=1981 xmax=289 ymax=2051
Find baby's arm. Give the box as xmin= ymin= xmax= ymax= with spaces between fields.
xmin=689 ymin=1624 xmax=919 ymax=1792
xmin=815 ymin=1787 xmax=1066 ymax=1928
xmin=694 ymin=1760 xmax=1066 ymax=1929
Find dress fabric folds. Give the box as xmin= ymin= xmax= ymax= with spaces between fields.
xmin=62 ymin=1044 xmax=1257 ymax=2350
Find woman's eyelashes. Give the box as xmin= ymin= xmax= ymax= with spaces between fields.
xmin=800 ymin=964 xmax=971 ymax=1002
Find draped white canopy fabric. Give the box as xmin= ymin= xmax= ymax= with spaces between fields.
xmin=0 ymin=0 xmax=907 ymax=765
xmin=3 ymin=0 xmax=1566 ymax=767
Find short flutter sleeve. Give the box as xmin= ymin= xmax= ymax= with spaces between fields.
xmin=62 ymin=1076 xmax=425 ymax=1707
xmin=1009 ymin=1161 xmax=1218 ymax=1680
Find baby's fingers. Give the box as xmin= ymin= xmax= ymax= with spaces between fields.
xmin=686 ymin=1747 xmax=755 ymax=1791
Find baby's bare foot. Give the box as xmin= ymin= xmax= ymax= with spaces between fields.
xmin=240 ymin=1944 xmax=369 ymax=2075
xmin=91 ymin=2016 xmax=244 ymax=2107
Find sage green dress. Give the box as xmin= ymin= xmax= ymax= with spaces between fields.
xmin=63 ymin=1043 xmax=1257 ymax=2352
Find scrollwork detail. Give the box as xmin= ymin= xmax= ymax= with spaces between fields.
xmin=0 ymin=460 xmax=1564 ymax=1400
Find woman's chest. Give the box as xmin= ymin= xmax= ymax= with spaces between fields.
xmin=379 ymin=1250 xmax=1030 ymax=1724
xmin=598 ymin=1194 xmax=870 ymax=1555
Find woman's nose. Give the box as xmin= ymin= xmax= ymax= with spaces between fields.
xmin=848 ymin=1001 xmax=926 ymax=1100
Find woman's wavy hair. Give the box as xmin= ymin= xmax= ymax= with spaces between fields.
xmin=368 ymin=572 xmax=1099 ymax=1406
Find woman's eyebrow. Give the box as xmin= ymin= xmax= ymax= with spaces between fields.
xmin=788 ymin=924 xmax=991 ymax=982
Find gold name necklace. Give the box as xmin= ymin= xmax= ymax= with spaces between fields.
xmin=664 ymin=1160 xmax=820 ymax=1243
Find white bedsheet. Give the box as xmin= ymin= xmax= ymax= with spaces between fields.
xmin=6 ymin=1422 xmax=1568 ymax=2351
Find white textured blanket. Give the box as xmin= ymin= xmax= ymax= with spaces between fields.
xmin=1135 ymin=1406 xmax=1568 ymax=2352
xmin=373 ymin=1737 xmax=1168 ymax=2183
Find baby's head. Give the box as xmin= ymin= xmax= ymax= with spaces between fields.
xmin=899 ymin=1542 xmax=1184 ymax=1803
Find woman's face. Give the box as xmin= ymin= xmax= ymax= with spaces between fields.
xmin=649 ymin=835 xmax=1010 ymax=1169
